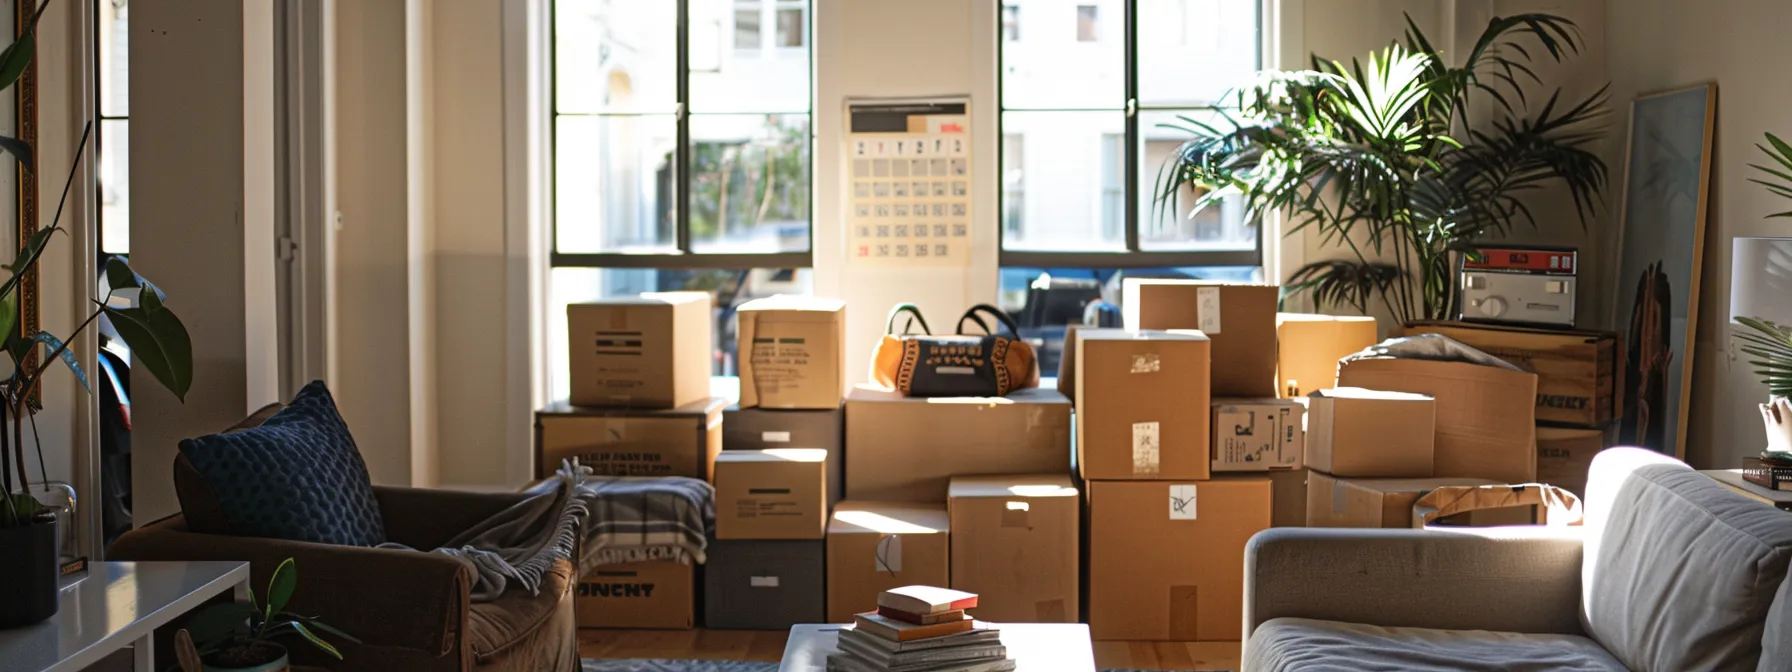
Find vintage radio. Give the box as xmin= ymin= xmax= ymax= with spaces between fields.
xmin=1459 ymin=246 xmax=1577 ymax=328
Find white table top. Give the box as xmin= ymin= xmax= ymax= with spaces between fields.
xmin=780 ymin=622 xmax=1095 ymax=672
xmin=0 ymin=561 xmax=251 ymax=672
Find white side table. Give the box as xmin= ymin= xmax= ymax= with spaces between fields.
xmin=0 ymin=561 xmax=251 ymax=672
xmin=779 ymin=622 xmax=1096 ymax=672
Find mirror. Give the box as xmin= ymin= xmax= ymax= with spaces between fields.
xmin=3 ymin=0 xmax=39 ymax=388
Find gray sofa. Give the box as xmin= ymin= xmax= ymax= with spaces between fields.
xmin=1242 ymin=447 xmax=1792 ymax=672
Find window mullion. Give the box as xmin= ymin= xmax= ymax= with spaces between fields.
xmin=1123 ymin=0 xmax=1140 ymax=253
xmin=675 ymin=0 xmax=693 ymax=254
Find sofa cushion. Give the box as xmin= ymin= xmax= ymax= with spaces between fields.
xmin=1581 ymin=448 xmax=1792 ymax=672
xmin=178 ymin=381 xmax=385 ymax=546
xmin=467 ymin=557 xmax=576 ymax=664
xmin=1243 ymin=617 xmax=1628 ymax=672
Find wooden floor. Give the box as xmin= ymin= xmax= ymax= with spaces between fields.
xmin=578 ymin=630 xmax=1242 ymax=670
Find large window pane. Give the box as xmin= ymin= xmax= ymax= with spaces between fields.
xmin=555 ymin=114 xmax=678 ymax=254
xmin=1138 ymin=0 xmax=1259 ymax=106
xmin=1138 ymin=110 xmax=1256 ymax=251
xmin=99 ymin=120 xmax=130 ymax=254
xmin=1001 ymin=111 xmax=1126 ymax=251
xmin=1000 ymin=0 xmax=1123 ymax=109
xmin=100 ymin=0 xmax=128 ymax=117
xmin=689 ymin=114 xmax=811 ymax=254
xmin=690 ymin=2 xmax=809 ymax=113
xmin=555 ymin=0 xmax=677 ymax=113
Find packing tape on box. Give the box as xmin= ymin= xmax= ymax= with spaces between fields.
xmin=1036 ymin=599 xmax=1067 ymax=622
xmin=875 ymin=534 xmax=903 ymax=574
xmin=1132 ymin=421 xmax=1161 ymax=476
xmin=1169 ymin=585 xmax=1200 ymax=639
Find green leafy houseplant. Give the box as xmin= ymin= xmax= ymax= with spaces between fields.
xmin=1737 ymin=134 xmax=1792 ymax=462
xmin=1156 ymin=13 xmax=1609 ymax=323
xmin=183 ymin=558 xmax=358 ymax=669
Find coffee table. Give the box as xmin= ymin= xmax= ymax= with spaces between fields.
xmin=0 ymin=561 xmax=251 ymax=672
xmin=779 ymin=622 xmax=1096 ymax=671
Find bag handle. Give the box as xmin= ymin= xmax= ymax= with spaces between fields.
xmin=885 ymin=303 xmax=932 ymax=336
xmin=958 ymin=304 xmax=1021 ymax=337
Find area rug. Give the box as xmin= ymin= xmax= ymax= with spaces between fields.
xmin=580 ymin=661 xmax=1222 ymax=672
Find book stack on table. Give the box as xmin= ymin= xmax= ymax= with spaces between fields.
xmin=828 ymin=586 xmax=1013 ymax=672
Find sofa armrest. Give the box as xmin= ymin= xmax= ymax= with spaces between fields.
xmin=108 ymin=517 xmax=471 ymax=660
xmin=374 ymin=485 xmax=533 ymax=550
xmin=1244 ymin=527 xmax=1585 ymax=638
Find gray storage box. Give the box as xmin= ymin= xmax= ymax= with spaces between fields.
xmin=704 ymin=539 xmax=826 ymax=630
xmin=722 ymin=406 xmax=844 ymax=506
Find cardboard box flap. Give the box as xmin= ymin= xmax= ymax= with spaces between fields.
xmin=1411 ymin=483 xmax=1584 ymax=528
xmin=1078 ymin=328 xmax=1210 ymax=343
xmin=947 ymin=475 xmax=1078 ymax=499
xmin=738 ymin=295 xmax=848 ymax=317
xmin=829 ymin=501 xmax=949 ymax=535
xmin=1310 ymin=387 xmax=1432 ymax=402
xmin=716 ymin=448 xmax=828 ymax=464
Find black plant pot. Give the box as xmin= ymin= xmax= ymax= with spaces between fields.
xmin=0 ymin=517 xmax=59 ymax=628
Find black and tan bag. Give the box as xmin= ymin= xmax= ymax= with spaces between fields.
xmin=869 ymin=303 xmax=1039 ymax=397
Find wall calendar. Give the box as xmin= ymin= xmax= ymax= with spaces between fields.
xmin=844 ymin=99 xmax=971 ymax=268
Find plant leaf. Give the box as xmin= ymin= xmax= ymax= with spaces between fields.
xmin=288 ymin=616 xmax=360 ymax=644
xmin=0 ymin=27 xmax=33 ymax=102
xmin=102 ymin=305 xmax=193 ymax=401
xmin=287 ymin=621 xmax=343 ymax=660
xmin=265 ymin=558 xmax=298 ymax=619
xmin=30 ymin=332 xmax=90 ymax=394
xmin=105 ymin=257 xmax=166 ymax=304
xmin=0 ymin=290 xmax=16 ymax=346
xmin=0 ymin=135 xmax=30 ymax=171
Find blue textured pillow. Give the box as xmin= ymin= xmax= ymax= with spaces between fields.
xmin=179 ymin=381 xmax=386 ymax=546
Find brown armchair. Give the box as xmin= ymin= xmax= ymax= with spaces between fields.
xmin=107 ymin=407 xmax=578 ymax=672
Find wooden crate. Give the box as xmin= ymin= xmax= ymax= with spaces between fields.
xmin=1404 ymin=322 xmax=1620 ymax=428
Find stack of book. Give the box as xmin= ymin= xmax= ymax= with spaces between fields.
xmin=828 ymin=586 xmax=1013 ymax=672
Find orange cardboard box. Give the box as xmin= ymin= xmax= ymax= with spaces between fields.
xmin=1123 ymin=280 xmax=1279 ymax=397
xmin=1305 ymin=388 xmax=1435 ymax=478
xmin=1276 ymin=313 xmax=1378 ymax=397
xmin=535 ymin=398 xmax=725 ymax=480
xmin=948 ymin=475 xmax=1079 ymax=623
xmin=1337 ymin=357 xmax=1539 ymax=484
xmin=736 ymin=296 xmax=847 ymax=410
xmin=567 ymin=292 xmax=712 ymax=409
xmin=825 ymin=501 xmax=950 ymax=623
xmin=1076 ymin=329 xmax=1212 ymax=481
xmin=574 ymin=561 xmax=694 ymax=629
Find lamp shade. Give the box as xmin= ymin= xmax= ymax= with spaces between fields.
xmin=1731 ymin=236 xmax=1792 ymax=326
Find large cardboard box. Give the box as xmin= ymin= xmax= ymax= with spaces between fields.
xmin=574 ymin=560 xmax=694 ymax=629
xmin=1305 ymin=388 xmax=1435 ymax=477
xmin=1405 ymin=322 xmax=1620 ymax=428
xmin=1338 ymin=357 xmax=1540 ymax=484
xmin=1277 ymin=313 xmax=1379 ymax=397
xmin=1306 ymin=472 xmax=1509 ymax=528
xmin=1055 ymin=325 xmax=1084 ymax=403
xmin=1076 ymin=329 xmax=1212 ymax=481
xmin=1122 ymin=280 xmax=1278 ymax=397
xmin=1217 ymin=469 xmax=1307 ymax=527
xmin=737 ymin=297 xmax=847 ymax=409
xmin=1212 ymin=398 xmax=1305 ymax=472
xmin=1087 ymin=479 xmax=1271 ymax=641
xmin=704 ymin=539 xmax=826 ymax=630
xmin=723 ymin=405 xmax=843 ymax=506
xmin=826 ymin=501 xmax=950 ymax=623
xmin=535 ymin=398 xmax=725 ymax=479
xmin=567 ymin=292 xmax=712 ymax=409
xmin=1536 ymin=426 xmax=1610 ymax=498
xmin=947 ymin=475 xmax=1079 ymax=623
xmin=844 ymin=386 xmax=1071 ymax=502
xmin=713 ymin=449 xmax=828 ymax=540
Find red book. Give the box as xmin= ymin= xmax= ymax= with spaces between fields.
xmin=877 ymin=585 xmax=978 ymax=615
xmin=876 ymin=605 xmax=965 ymax=625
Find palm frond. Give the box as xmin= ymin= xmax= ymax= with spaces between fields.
xmin=1755 ymin=134 xmax=1792 ymax=217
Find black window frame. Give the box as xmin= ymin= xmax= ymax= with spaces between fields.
xmin=549 ymin=0 xmax=816 ymax=270
xmin=997 ymin=0 xmax=1265 ymax=270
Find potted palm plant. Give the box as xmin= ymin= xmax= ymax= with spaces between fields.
xmin=181 ymin=559 xmax=357 ymax=671
xmin=1736 ymin=133 xmax=1792 ymax=465
xmin=0 ymin=0 xmax=193 ymax=628
xmin=1155 ymin=13 xmax=1609 ymax=323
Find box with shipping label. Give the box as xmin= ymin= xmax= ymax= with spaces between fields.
xmin=736 ymin=296 xmax=848 ymax=410
xmin=723 ymin=405 xmax=843 ymax=506
xmin=1305 ymin=388 xmax=1435 ymax=478
xmin=704 ymin=539 xmax=826 ymax=630
xmin=574 ymin=560 xmax=694 ymax=629
xmin=1211 ymin=398 xmax=1305 ymax=472
xmin=567 ymin=292 xmax=712 ymax=409
xmin=1276 ymin=313 xmax=1379 ymax=397
xmin=844 ymin=386 xmax=1071 ymax=502
xmin=1405 ymin=322 xmax=1619 ymax=428
xmin=1075 ymin=329 xmax=1212 ymax=481
xmin=1122 ymin=280 xmax=1279 ymax=397
xmin=1087 ymin=479 xmax=1272 ymax=641
xmin=825 ymin=501 xmax=950 ymax=623
xmin=713 ymin=449 xmax=829 ymax=540
xmin=1536 ymin=426 xmax=1611 ymax=498
xmin=947 ymin=475 xmax=1079 ymax=623
xmin=535 ymin=398 xmax=725 ymax=480
xmin=1217 ymin=469 xmax=1307 ymax=527
xmin=1338 ymin=357 xmax=1539 ymax=484
xmin=1306 ymin=472 xmax=1516 ymax=528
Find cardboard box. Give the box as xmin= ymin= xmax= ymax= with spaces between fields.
xmin=574 ymin=560 xmax=694 ymax=629
xmin=1405 ymin=322 xmax=1620 ymax=428
xmin=535 ymin=398 xmax=725 ymax=479
xmin=844 ymin=386 xmax=1072 ymax=502
xmin=1055 ymin=325 xmax=1084 ymax=403
xmin=826 ymin=501 xmax=950 ymax=623
xmin=737 ymin=296 xmax=847 ymax=410
xmin=1122 ymin=280 xmax=1279 ymax=397
xmin=1075 ymin=329 xmax=1212 ymax=481
xmin=567 ymin=292 xmax=712 ymax=409
xmin=713 ymin=449 xmax=829 ymax=540
xmin=1304 ymin=388 xmax=1435 ymax=478
xmin=723 ymin=405 xmax=843 ymax=506
xmin=1211 ymin=398 xmax=1305 ymax=471
xmin=1306 ymin=472 xmax=1508 ymax=528
xmin=1087 ymin=479 xmax=1272 ymax=641
xmin=1337 ymin=357 xmax=1539 ymax=484
xmin=1277 ymin=313 xmax=1379 ymax=397
xmin=1536 ymin=426 xmax=1610 ymax=498
xmin=947 ymin=475 xmax=1079 ymax=623
xmin=1217 ymin=469 xmax=1307 ymax=527
xmin=704 ymin=539 xmax=826 ymax=630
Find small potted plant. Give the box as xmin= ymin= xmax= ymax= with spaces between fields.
xmin=181 ymin=559 xmax=357 ymax=672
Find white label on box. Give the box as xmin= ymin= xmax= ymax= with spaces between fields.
xmin=875 ymin=534 xmax=902 ymax=573
xmin=1131 ymin=353 xmax=1161 ymax=373
xmin=750 ymin=576 xmax=781 ymax=588
xmin=761 ymin=431 xmax=792 ymax=443
xmin=1132 ymin=422 xmax=1161 ymax=475
xmin=1197 ymin=287 xmax=1222 ymax=334
xmin=1170 ymin=484 xmax=1198 ymax=520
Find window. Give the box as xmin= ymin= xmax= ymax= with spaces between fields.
xmin=98 ymin=0 xmax=129 ymax=254
xmin=999 ymin=0 xmax=1262 ymax=269
xmin=1002 ymin=4 xmax=1021 ymax=41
